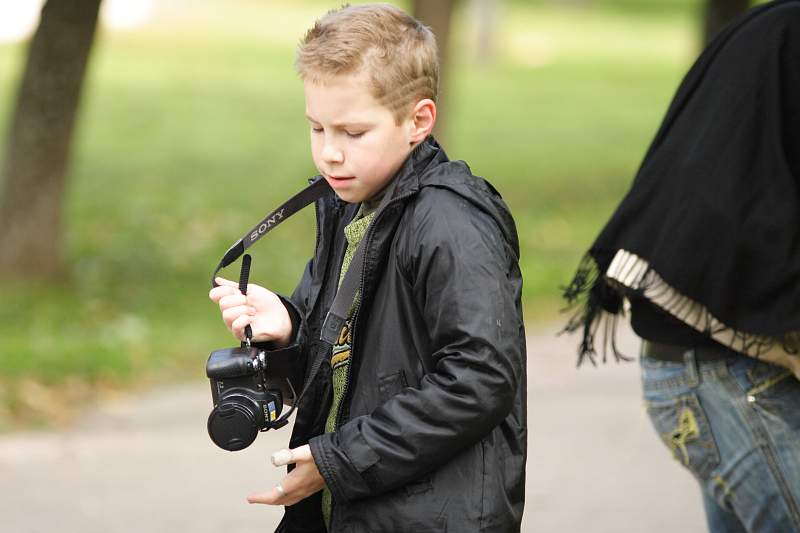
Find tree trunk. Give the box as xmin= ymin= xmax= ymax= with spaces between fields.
xmin=0 ymin=0 xmax=102 ymax=278
xmin=472 ymin=0 xmax=499 ymax=66
xmin=704 ymin=0 xmax=751 ymax=45
xmin=413 ymin=0 xmax=457 ymax=145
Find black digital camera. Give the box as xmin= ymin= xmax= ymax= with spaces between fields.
xmin=206 ymin=345 xmax=296 ymax=451
xmin=206 ymin=181 xmax=335 ymax=452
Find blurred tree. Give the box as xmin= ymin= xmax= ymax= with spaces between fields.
xmin=472 ymin=0 xmax=499 ymax=66
xmin=0 ymin=0 xmax=102 ymax=278
xmin=413 ymin=0 xmax=457 ymax=144
xmin=704 ymin=0 xmax=751 ymax=45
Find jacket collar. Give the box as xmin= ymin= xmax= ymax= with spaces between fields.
xmin=390 ymin=135 xmax=445 ymax=199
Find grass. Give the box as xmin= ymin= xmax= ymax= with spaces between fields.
xmin=0 ymin=0 xmax=699 ymax=428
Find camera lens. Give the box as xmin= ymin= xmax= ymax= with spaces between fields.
xmin=207 ymin=397 xmax=260 ymax=451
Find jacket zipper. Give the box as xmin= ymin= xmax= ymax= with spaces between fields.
xmin=328 ymin=192 xmax=414 ymax=532
xmin=329 ymin=140 xmax=431 ymax=434
xmin=332 ymin=191 xmax=414 ymax=430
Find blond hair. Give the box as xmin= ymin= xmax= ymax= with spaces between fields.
xmin=296 ymin=4 xmax=439 ymax=123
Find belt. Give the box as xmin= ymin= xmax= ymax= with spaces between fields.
xmin=641 ymin=340 xmax=740 ymax=363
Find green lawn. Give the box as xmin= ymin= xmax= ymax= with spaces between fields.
xmin=0 ymin=0 xmax=699 ymax=427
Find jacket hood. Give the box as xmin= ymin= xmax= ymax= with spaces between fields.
xmin=396 ymin=136 xmax=521 ymax=259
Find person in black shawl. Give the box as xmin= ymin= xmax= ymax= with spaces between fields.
xmin=563 ymin=1 xmax=800 ymax=531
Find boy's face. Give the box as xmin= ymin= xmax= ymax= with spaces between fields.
xmin=305 ymin=74 xmax=415 ymax=204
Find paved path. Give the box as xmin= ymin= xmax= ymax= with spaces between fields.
xmin=0 ymin=323 xmax=707 ymax=532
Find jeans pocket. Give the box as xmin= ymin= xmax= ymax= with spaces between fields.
xmin=640 ymin=356 xmax=692 ymax=390
xmin=645 ymin=393 xmax=720 ymax=480
xmin=746 ymin=364 xmax=800 ymax=421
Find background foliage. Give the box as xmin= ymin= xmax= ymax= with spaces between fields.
xmin=0 ymin=0 xmax=718 ymax=427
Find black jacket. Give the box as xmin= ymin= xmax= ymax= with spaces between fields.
xmin=277 ymin=137 xmax=527 ymax=533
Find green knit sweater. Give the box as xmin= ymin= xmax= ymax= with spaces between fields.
xmin=321 ymin=208 xmax=376 ymax=527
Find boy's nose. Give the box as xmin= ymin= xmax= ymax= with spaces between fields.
xmin=322 ymin=141 xmax=344 ymax=164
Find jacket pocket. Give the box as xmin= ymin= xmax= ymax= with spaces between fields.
xmin=378 ymin=370 xmax=408 ymax=403
xmin=416 ymin=518 xmax=446 ymax=532
xmin=645 ymin=393 xmax=720 ymax=480
xmin=404 ymin=474 xmax=433 ymax=496
xmin=346 ymin=514 xmax=446 ymax=532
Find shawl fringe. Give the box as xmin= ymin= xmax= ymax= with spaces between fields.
xmin=560 ymin=253 xmax=632 ymax=366
xmin=562 ymin=250 xmax=800 ymax=367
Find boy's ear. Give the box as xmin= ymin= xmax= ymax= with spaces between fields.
xmin=408 ymin=99 xmax=436 ymax=144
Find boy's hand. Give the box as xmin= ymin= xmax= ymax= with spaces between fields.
xmin=209 ymin=277 xmax=293 ymax=347
xmin=247 ymin=445 xmax=326 ymax=506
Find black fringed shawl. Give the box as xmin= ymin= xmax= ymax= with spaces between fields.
xmin=563 ymin=0 xmax=800 ymax=365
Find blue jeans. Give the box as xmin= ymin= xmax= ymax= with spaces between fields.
xmin=640 ymin=346 xmax=800 ymax=532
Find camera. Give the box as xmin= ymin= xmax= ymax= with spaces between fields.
xmin=206 ymin=184 xmax=333 ymax=451
xmin=206 ymin=345 xmax=295 ymax=451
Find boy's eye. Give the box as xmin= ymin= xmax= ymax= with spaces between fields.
xmin=311 ymin=127 xmax=323 ymax=133
xmin=346 ymin=131 xmax=365 ymax=138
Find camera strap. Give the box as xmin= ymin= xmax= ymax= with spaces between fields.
xmin=282 ymin=175 xmax=399 ymax=419
xmin=319 ymin=175 xmax=398 ymax=345
xmin=210 ymin=177 xmax=333 ymax=287
xmin=211 ymin=174 xmax=399 ymax=416
xmin=212 ymin=174 xmax=398 ymax=345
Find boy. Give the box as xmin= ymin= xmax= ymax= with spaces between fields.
xmin=210 ymin=4 xmax=526 ymax=532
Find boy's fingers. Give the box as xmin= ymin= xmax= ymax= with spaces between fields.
xmin=222 ymin=305 xmax=249 ymax=322
xmin=247 ymin=478 xmax=305 ymax=506
xmin=218 ymin=294 xmax=247 ymax=309
xmin=209 ymin=285 xmax=238 ymax=303
xmin=291 ymin=445 xmax=312 ymax=461
xmin=224 ymin=308 xmax=253 ymax=333
xmin=246 ymin=486 xmax=283 ymax=505
xmin=215 ymin=277 xmax=239 ymax=288
xmin=271 ymin=449 xmax=295 ymax=467
xmin=231 ymin=314 xmax=252 ymax=338
xmin=271 ymin=445 xmax=311 ymax=466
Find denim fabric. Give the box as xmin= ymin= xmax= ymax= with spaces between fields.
xmin=640 ymin=346 xmax=800 ymax=533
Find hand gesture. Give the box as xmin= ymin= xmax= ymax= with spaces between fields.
xmin=247 ymin=445 xmax=327 ymax=506
xmin=209 ymin=277 xmax=293 ymax=347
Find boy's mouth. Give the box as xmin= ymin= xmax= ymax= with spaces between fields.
xmin=326 ymin=175 xmax=355 ymax=187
